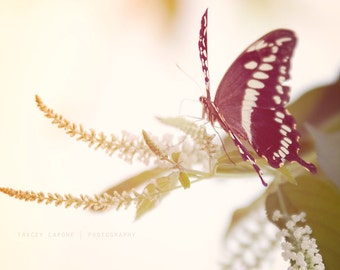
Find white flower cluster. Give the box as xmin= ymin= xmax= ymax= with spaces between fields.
xmin=273 ymin=210 xmax=325 ymax=270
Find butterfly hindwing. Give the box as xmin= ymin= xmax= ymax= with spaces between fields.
xmin=215 ymin=108 xmax=267 ymax=185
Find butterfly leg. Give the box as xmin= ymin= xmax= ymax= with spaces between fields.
xmin=210 ymin=125 xmax=236 ymax=165
xmin=227 ymin=130 xmax=267 ymax=186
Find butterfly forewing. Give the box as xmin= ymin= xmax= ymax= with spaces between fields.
xmin=198 ymin=10 xmax=316 ymax=186
xmin=198 ymin=9 xmax=211 ymax=99
xmin=214 ymin=30 xmax=296 ymax=138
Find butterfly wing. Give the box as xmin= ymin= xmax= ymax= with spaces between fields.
xmin=198 ymin=10 xmax=268 ymax=185
xmin=214 ymin=29 xmax=316 ymax=172
xmin=198 ymin=9 xmax=211 ymax=100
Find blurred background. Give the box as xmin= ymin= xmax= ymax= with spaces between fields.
xmin=1 ymin=0 xmax=339 ymax=269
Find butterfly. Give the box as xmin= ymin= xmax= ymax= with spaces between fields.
xmin=198 ymin=9 xmax=316 ymax=186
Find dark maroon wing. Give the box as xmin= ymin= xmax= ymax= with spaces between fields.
xmin=198 ymin=9 xmax=211 ymax=100
xmin=214 ymin=29 xmax=316 ymax=172
xmin=198 ymin=10 xmax=268 ymax=185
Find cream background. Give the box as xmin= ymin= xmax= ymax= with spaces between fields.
xmin=1 ymin=0 xmax=339 ymax=269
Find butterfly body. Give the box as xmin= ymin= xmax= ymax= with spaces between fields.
xmin=198 ymin=9 xmax=316 ymax=186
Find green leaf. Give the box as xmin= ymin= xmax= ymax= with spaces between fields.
xmin=102 ymin=167 xmax=167 ymax=195
xmin=89 ymin=167 xmax=167 ymax=212
xmin=178 ymin=171 xmax=190 ymax=189
xmin=225 ymin=191 xmax=267 ymax=237
xmin=135 ymin=173 xmax=178 ymax=220
xmin=276 ymin=166 xmax=296 ymax=184
xmin=306 ymin=125 xmax=340 ymax=189
xmin=171 ymin=152 xmax=181 ymax=163
xmin=287 ymin=75 xmax=340 ymax=134
xmin=135 ymin=183 xmax=159 ymax=220
xmin=224 ymin=182 xmax=280 ymax=237
xmin=266 ymin=176 xmax=340 ymax=270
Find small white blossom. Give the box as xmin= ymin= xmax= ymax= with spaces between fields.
xmin=313 ymin=253 xmax=324 ymax=266
xmin=272 ymin=210 xmax=283 ymax=221
xmin=277 ymin=228 xmax=289 ymax=238
xmin=293 ymin=226 xmax=305 ymax=239
xmin=286 ymin=220 xmax=295 ymax=230
xmin=304 ymin=225 xmax=312 ymax=234
xmin=296 ymin=252 xmax=307 ymax=268
xmin=272 ymin=210 xmax=325 ymax=270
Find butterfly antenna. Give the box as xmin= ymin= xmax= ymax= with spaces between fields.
xmin=212 ymin=125 xmax=235 ymax=165
xmin=175 ymin=63 xmax=204 ymax=93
